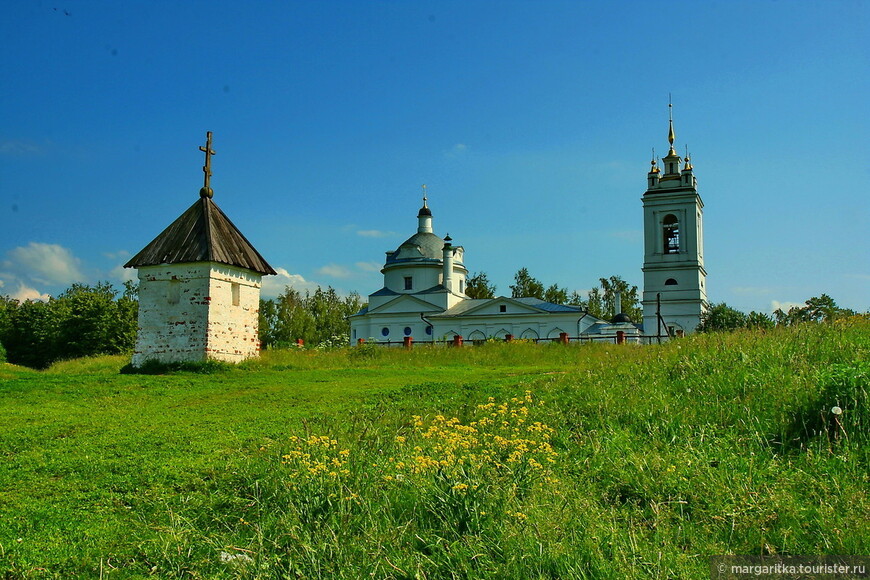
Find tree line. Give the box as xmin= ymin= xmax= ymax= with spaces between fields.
xmin=0 ymin=269 xmax=644 ymax=368
xmin=1 ymin=274 xmax=861 ymax=368
xmin=258 ymin=286 xmax=363 ymax=349
xmin=0 ymin=282 xmax=138 ymax=369
xmin=697 ymin=294 xmax=863 ymax=332
xmin=467 ymin=268 xmax=643 ymax=322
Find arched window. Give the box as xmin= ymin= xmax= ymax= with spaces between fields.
xmin=547 ymin=328 xmax=566 ymax=339
xmin=665 ymin=278 xmax=678 ymax=286
xmin=521 ymin=328 xmax=539 ymax=340
xmin=663 ymin=214 xmax=680 ymax=254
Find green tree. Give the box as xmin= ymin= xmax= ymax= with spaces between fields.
xmin=56 ymin=282 xmax=137 ymax=360
xmin=465 ymin=272 xmax=496 ymax=299
xmin=567 ymin=290 xmax=586 ymax=307
xmin=260 ymin=285 xmax=364 ymax=348
xmin=586 ymin=276 xmax=642 ymax=322
xmin=697 ymin=302 xmax=748 ymax=332
xmin=510 ymin=268 xmax=544 ymax=300
xmin=0 ymin=282 xmax=137 ymax=368
xmin=259 ymin=298 xmax=278 ymax=346
xmin=270 ymin=286 xmax=313 ymax=347
xmin=3 ymin=298 xmax=61 ymax=368
xmin=773 ymin=294 xmax=856 ymax=326
xmin=746 ymin=310 xmax=774 ymax=329
xmin=543 ymin=283 xmax=568 ymax=305
xmin=585 ymin=287 xmax=604 ymax=318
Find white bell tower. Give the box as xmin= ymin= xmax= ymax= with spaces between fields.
xmin=641 ymin=103 xmax=707 ymax=337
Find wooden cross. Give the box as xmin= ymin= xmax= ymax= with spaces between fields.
xmin=199 ymin=131 xmax=216 ymax=197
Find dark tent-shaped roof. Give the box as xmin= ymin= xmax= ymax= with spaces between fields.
xmin=124 ymin=196 xmax=276 ymax=275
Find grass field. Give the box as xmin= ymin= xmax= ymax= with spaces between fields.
xmin=1 ymin=320 xmax=868 ymax=579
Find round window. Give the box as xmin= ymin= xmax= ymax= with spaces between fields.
xmin=404 ymin=327 xmax=412 ymax=336
xmin=425 ymin=326 xmax=433 ymax=335
xmin=381 ymin=327 xmax=390 ymax=337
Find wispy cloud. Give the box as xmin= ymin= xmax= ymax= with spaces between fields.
xmin=316 ymin=263 xmax=352 ymax=279
xmin=355 ymin=261 xmax=381 ymax=273
xmin=5 ymin=242 xmax=85 ymax=286
xmin=0 ymin=139 xmax=43 ymax=156
xmin=357 ymin=230 xmax=396 ymax=238
xmin=444 ymin=143 xmax=468 ymax=158
xmin=260 ymin=267 xmax=320 ymax=299
xmin=103 ymin=250 xmax=131 ymax=261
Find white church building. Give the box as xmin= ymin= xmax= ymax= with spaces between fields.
xmin=350 ymin=114 xmax=707 ymax=344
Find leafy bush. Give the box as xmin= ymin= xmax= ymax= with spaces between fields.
xmin=0 ymin=340 xmax=6 ymax=363
xmin=0 ymin=281 xmax=137 ymax=369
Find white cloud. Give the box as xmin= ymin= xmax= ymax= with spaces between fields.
xmin=10 ymin=283 xmax=50 ymax=302
xmin=110 ymin=264 xmax=138 ymax=284
xmin=357 ymin=230 xmax=396 ymax=238
xmin=103 ymin=250 xmax=131 ymax=261
xmin=355 ymin=261 xmax=381 ymax=273
xmin=445 ymin=143 xmax=468 ymax=158
xmin=6 ymin=242 xmax=85 ymax=285
xmin=316 ymin=264 xmax=352 ymax=279
xmin=771 ymin=300 xmax=803 ymax=312
xmin=260 ymin=267 xmax=320 ymax=299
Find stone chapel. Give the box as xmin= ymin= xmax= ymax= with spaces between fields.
xmin=125 ymin=132 xmax=275 ymax=366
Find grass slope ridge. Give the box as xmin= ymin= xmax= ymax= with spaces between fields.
xmin=0 ymin=320 xmax=867 ymax=578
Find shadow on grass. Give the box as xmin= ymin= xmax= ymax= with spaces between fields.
xmin=120 ymin=359 xmax=234 ymax=375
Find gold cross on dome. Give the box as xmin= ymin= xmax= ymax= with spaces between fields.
xmin=199 ymin=131 xmax=216 ymax=197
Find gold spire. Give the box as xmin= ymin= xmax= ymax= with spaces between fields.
xmin=199 ymin=131 xmax=216 ymax=199
xmin=650 ymin=147 xmax=660 ymax=174
xmin=422 ymin=183 xmax=428 ymax=208
xmin=667 ymin=96 xmax=676 ymax=153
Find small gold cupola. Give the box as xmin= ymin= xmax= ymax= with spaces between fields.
xmin=647 ymin=148 xmax=661 ymax=188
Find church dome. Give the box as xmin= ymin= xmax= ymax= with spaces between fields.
xmin=610 ymin=312 xmax=634 ymax=324
xmin=386 ymin=232 xmax=445 ymax=263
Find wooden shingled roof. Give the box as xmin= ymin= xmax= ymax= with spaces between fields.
xmin=125 ymin=196 xmax=276 ymax=275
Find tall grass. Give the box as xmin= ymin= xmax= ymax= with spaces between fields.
xmin=0 ymin=321 xmax=867 ymax=578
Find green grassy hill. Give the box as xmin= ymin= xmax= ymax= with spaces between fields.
xmin=1 ymin=320 xmax=868 ymax=579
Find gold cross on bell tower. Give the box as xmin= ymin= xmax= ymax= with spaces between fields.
xmin=199 ymin=131 xmax=216 ymax=199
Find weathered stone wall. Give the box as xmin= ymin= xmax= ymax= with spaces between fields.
xmin=205 ymin=265 xmax=262 ymax=363
xmin=132 ymin=262 xmax=261 ymax=366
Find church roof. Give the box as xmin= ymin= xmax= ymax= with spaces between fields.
xmin=125 ymin=196 xmax=276 ymax=275
xmin=386 ymin=232 xmax=446 ymax=263
xmin=434 ymin=297 xmax=585 ymax=318
xmin=512 ymin=298 xmax=584 ymax=313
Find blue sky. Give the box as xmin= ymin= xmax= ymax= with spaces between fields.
xmin=2 ymin=0 xmax=867 ymax=314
